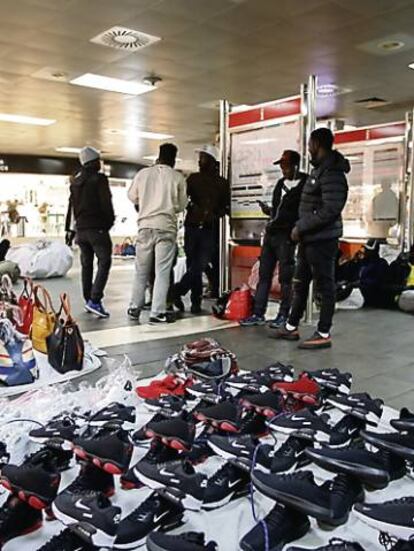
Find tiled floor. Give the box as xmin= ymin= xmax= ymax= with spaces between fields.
xmin=37 ymin=254 xmax=414 ymax=409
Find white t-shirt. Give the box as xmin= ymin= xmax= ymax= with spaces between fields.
xmin=128 ymin=164 xmax=187 ymax=233
xmin=281 ymin=177 xmax=302 ymax=198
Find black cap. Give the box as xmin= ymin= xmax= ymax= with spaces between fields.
xmin=273 ymin=150 xmax=300 ymax=166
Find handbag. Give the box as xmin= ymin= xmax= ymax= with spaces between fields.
xmin=224 ymin=286 xmax=253 ymax=321
xmin=17 ymin=278 xmax=34 ymax=335
xmin=31 ymin=285 xmax=56 ymax=354
xmin=0 ymin=274 xmax=22 ymax=327
xmin=47 ymin=293 xmax=84 ymax=373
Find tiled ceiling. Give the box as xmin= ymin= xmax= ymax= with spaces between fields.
xmin=1 ymin=0 xmax=414 ymax=165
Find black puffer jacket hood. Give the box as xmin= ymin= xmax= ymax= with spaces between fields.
xmin=296 ymin=150 xmax=350 ymax=243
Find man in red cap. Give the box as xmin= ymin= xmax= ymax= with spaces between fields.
xmin=240 ymin=150 xmax=307 ymax=328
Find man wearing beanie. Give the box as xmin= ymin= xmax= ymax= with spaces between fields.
xmin=65 ymin=146 xmax=115 ymax=317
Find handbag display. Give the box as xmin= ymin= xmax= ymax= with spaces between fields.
xmin=17 ymin=278 xmax=34 ymax=335
xmin=31 ymin=285 xmax=56 ymax=354
xmin=47 ymin=293 xmax=84 ymax=374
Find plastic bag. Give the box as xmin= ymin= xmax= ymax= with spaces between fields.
xmin=6 ymin=240 xmax=73 ymax=279
xmin=224 ymin=286 xmax=253 ymax=321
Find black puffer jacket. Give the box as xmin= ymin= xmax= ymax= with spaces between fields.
xmin=296 ymin=150 xmax=350 ymax=243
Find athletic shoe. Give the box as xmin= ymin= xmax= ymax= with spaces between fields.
xmin=88 ymin=402 xmax=136 ymax=427
xmin=127 ymin=308 xmax=140 ymax=322
xmin=226 ymin=363 xmax=294 ymax=391
xmin=361 ymin=430 xmax=414 ymax=461
xmin=184 ymin=427 xmax=214 ymax=465
xmin=133 ymin=459 xmax=207 ymax=510
xmin=149 ymin=313 xmax=176 ymax=325
xmin=194 ymin=401 xmax=240 ymax=432
xmin=202 ymin=462 xmax=249 ymax=509
xmin=52 ymin=493 xmax=121 ymax=548
xmin=136 ymin=375 xmax=190 ymax=400
xmin=186 ymin=381 xmax=227 ymax=403
xmin=37 ymin=528 xmax=96 ymax=550
xmin=391 ymin=408 xmax=414 ymax=433
xmin=63 ymin=462 xmax=115 ymax=497
xmin=131 ymin=413 xmax=170 ymax=444
xmin=273 ymin=374 xmax=321 ymax=406
xmin=327 ymin=393 xmax=383 ymax=425
xmin=240 ymin=390 xmax=284 ymax=418
xmin=299 ymin=331 xmax=332 ymax=350
xmin=85 ymin=300 xmax=110 ymax=318
xmin=29 ymin=415 xmax=80 ymax=450
xmin=354 ymin=497 xmax=414 ymax=541
xmin=240 ymin=502 xmax=310 ymax=551
xmin=270 ymin=436 xmax=310 ymax=474
xmin=252 ymin=470 xmax=364 ymax=527
xmin=239 ymin=314 xmax=266 ymax=327
xmin=287 ymin=539 xmax=366 ymax=551
xmin=188 ymin=357 xmax=232 ymax=381
xmin=145 ymin=418 xmax=195 ymax=451
xmin=1 ymin=460 xmax=60 ymax=509
xmin=113 ymin=492 xmax=184 ymax=550
xmin=0 ymin=495 xmax=42 ymax=546
xmin=208 ymin=434 xmax=274 ymax=473
xmin=270 ymin=324 xmax=300 ymax=341
xmin=144 ymin=395 xmax=186 ymax=416
xmin=305 ymin=368 xmax=352 ymax=395
xmin=147 ymin=531 xmax=217 ymax=551
xmin=23 ymin=446 xmax=72 ymax=473
xmin=332 ymin=414 xmax=365 ymax=444
xmin=73 ymin=427 xmax=133 ymax=474
xmin=267 ymin=313 xmax=287 ymax=329
xmin=267 ymin=409 xmax=350 ymax=446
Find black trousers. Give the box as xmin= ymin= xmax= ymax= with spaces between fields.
xmin=254 ymin=231 xmax=296 ymax=317
xmin=289 ymin=239 xmax=338 ymax=334
xmin=77 ymin=229 xmax=112 ymax=303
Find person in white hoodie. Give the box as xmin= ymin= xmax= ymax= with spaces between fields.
xmin=127 ymin=143 xmax=187 ymax=324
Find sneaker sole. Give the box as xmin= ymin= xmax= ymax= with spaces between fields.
xmin=202 ymin=483 xmax=249 ymax=510
xmin=193 ymin=412 xmax=239 ymax=433
xmin=268 ymin=332 xmax=300 ymax=341
xmin=0 ymin=477 xmax=55 ymax=509
xmin=353 ymin=508 xmax=414 ymax=541
xmin=144 ymin=430 xmax=192 ymax=452
xmin=298 ymin=341 xmax=332 ymax=350
xmin=72 ymin=446 xmax=129 ymax=475
xmin=239 ymin=321 xmax=266 ymax=327
xmin=84 ymin=304 xmax=110 ymax=318
xmin=240 ymin=400 xmax=280 ymax=419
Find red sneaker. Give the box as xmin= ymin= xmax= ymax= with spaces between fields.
xmin=272 ymin=374 xmax=321 ymax=406
xmin=136 ymin=374 xmax=191 ymax=400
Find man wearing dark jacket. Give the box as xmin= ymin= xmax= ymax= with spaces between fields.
xmin=274 ymin=128 xmax=349 ymax=349
xmin=174 ymin=144 xmax=230 ymax=313
xmin=65 ymin=146 xmax=115 ymax=318
xmin=240 ymin=150 xmax=307 ymax=328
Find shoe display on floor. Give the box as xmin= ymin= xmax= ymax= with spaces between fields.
xmin=391 ymin=407 xmax=414 ymax=433
xmin=184 ymin=427 xmax=214 ymax=465
xmin=208 ymin=434 xmax=274 ymax=473
xmin=147 ymin=531 xmax=217 ymax=551
xmin=0 ymin=495 xmax=43 ymax=547
xmin=269 ymin=436 xmax=310 ymax=474
xmin=327 ymin=392 xmax=383 ymax=425
xmin=134 ymin=459 xmax=207 ymax=510
xmin=88 ymin=402 xmax=136 ymax=427
xmin=113 ymin=492 xmax=184 ymax=550
xmin=194 ymin=401 xmax=240 ymax=432
xmin=202 ymin=462 xmax=249 ymax=509
xmin=53 ymin=492 xmax=121 ymax=548
xmin=299 ymin=331 xmax=332 ymax=350
xmin=239 ymin=314 xmax=266 ymax=327
xmin=240 ymin=390 xmax=284 ymax=418
xmin=361 ymin=430 xmax=414 ymax=461
xmin=270 ymin=324 xmax=300 ymax=341
xmin=136 ymin=374 xmax=190 ymax=400
xmin=273 ymin=374 xmax=321 ymax=406
xmin=354 ymin=497 xmax=414 ymax=541
xmin=127 ymin=307 xmax=140 ymax=321
xmin=304 ymin=368 xmax=352 ymax=395
xmin=131 ymin=413 xmax=170 ymax=444
xmin=29 ymin=415 xmax=81 ymax=450
xmin=1 ymin=459 xmax=61 ymax=509
xmin=149 ymin=313 xmax=176 ymax=324
xmin=73 ymin=427 xmax=133 ymax=474
xmin=144 ymin=395 xmax=187 ymax=416
xmin=145 ymin=417 xmax=195 ymax=451
xmin=226 ymin=363 xmax=294 ymax=391
xmin=287 ymin=538 xmax=366 ymax=551
xmin=252 ymin=470 xmax=364 ymax=527
xmin=188 ymin=357 xmax=232 ymax=381
xmin=186 ymin=380 xmax=227 ymax=403
xmin=37 ymin=527 xmax=96 ymax=550
xmin=85 ymin=300 xmax=110 ymax=318
xmin=240 ymin=502 xmax=310 ymax=551
xmin=267 ymin=313 xmax=287 ymax=329
xmin=63 ymin=462 xmax=115 ymax=497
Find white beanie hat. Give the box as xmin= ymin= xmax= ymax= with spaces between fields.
xmin=79 ymin=146 xmax=100 ymax=166
xmin=195 ymin=144 xmax=219 ymax=162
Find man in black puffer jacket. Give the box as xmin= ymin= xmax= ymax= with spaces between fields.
xmin=273 ymin=128 xmax=350 ymax=349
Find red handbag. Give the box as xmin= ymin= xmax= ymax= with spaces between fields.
xmin=17 ymin=278 xmax=34 ymax=335
xmin=224 ymin=287 xmax=253 ymax=321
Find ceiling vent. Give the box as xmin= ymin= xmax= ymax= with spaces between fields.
xmin=357 ymin=33 xmax=414 ymax=56
xmin=90 ymin=26 xmax=161 ymax=52
xmin=354 ymin=97 xmax=391 ymax=109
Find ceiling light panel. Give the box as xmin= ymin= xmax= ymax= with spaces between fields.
xmin=0 ymin=113 xmax=55 ymax=126
xmin=108 ymin=129 xmax=173 ymax=140
xmin=55 ymin=147 xmax=82 ymax=154
xmin=70 ymin=73 xmax=156 ymax=95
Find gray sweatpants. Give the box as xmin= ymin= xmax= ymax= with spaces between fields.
xmin=130 ymin=228 xmax=176 ymax=317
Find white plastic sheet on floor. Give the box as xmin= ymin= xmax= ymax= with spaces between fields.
xmin=0 ymin=366 xmax=410 ymax=551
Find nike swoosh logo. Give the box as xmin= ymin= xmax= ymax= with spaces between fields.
xmin=228 ymin=480 xmax=241 ymax=488
xmin=75 ymin=499 xmax=90 ymax=511
xmin=231 ymin=442 xmax=246 ymax=449
xmin=153 ymin=511 xmax=169 ymax=523
xmin=290 ymin=416 xmax=307 ymax=422
xmin=159 ymin=468 xmax=174 ymax=477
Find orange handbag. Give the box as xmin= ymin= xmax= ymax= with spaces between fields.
xmin=31 ymin=285 xmax=56 ymax=354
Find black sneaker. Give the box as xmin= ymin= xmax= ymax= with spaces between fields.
xmin=0 ymin=495 xmax=43 ymax=547
xmin=37 ymin=528 xmax=96 ymax=550
xmin=240 ymin=502 xmax=310 ymax=551
xmin=391 ymin=408 xmax=414 ymax=433
xmin=194 ymin=401 xmax=240 ymax=432
xmin=149 ymin=313 xmax=176 ymax=324
xmin=1 ymin=459 xmax=61 ymax=509
xmin=331 ymin=414 xmax=365 ymax=444
xmin=288 ymin=539 xmax=366 ymax=551
xmin=131 ymin=413 xmax=170 ymax=444
xmin=361 ymin=430 xmax=414 ymax=462
xmin=252 ymin=470 xmax=364 ymax=527
xmin=240 ymin=391 xmax=284 ymax=419
xmin=188 ymin=358 xmax=232 ymax=381
xmin=202 ymin=462 xmax=249 ymax=509
xmin=134 ymin=459 xmax=206 ymax=510
xmin=305 ymin=368 xmax=352 ymax=395
xmin=147 ymin=531 xmax=217 ymax=551
xmin=52 ymin=492 xmax=121 ymax=548
xmin=63 ymin=462 xmax=115 ymax=497
xmin=29 ymin=415 xmax=80 ymax=450
xmin=73 ymin=426 xmax=133 ymax=474
xmin=186 ymin=381 xmax=227 ymax=403
xmin=23 ymin=445 xmax=73 ymax=473
xmin=113 ymin=492 xmax=184 ymax=550
xmin=144 ymin=395 xmax=186 ymax=416
xmin=354 ymin=497 xmax=414 ymax=541
xmin=226 ymin=363 xmax=294 ymax=391
xmin=184 ymin=427 xmax=215 ymax=465
xmin=145 ymin=418 xmax=195 ymax=452
xmin=88 ymin=402 xmax=136 ymax=428
xmin=327 ymin=393 xmax=383 ymax=426
xmin=127 ymin=307 xmax=140 ymax=321
xmin=270 ymin=436 xmax=309 ymax=474
xmin=208 ymin=434 xmax=274 ymax=473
